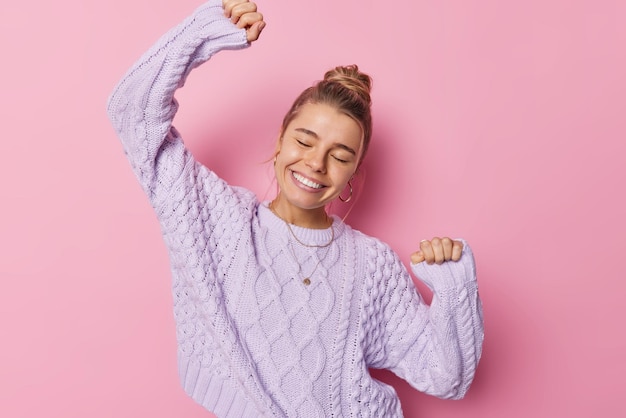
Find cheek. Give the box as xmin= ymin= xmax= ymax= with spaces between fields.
xmin=276 ymin=142 xmax=297 ymax=161
xmin=275 ymin=154 xmax=291 ymax=171
xmin=274 ymin=151 xmax=296 ymax=182
xmin=331 ymin=166 xmax=357 ymax=186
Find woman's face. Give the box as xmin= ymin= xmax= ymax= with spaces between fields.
xmin=274 ymin=102 xmax=363 ymax=212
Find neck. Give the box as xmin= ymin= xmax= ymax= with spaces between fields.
xmin=269 ymin=196 xmax=332 ymax=229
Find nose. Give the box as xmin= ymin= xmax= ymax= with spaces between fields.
xmin=305 ymin=148 xmax=326 ymax=173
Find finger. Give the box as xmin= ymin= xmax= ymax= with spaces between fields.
xmin=222 ymin=0 xmax=237 ymax=18
xmin=222 ymin=0 xmax=250 ymax=18
xmin=420 ymin=240 xmax=435 ymax=265
xmin=441 ymin=237 xmax=454 ymax=261
xmin=410 ymin=251 xmax=425 ymax=264
xmin=236 ymin=12 xmax=264 ymax=29
xmin=451 ymin=240 xmax=464 ymax=261
xmin=229 ymin=2 xmax=258 ymax=24
xmin=430 ymin=237 xmax=445 ymax=264
xmin=246 ymin=20 xmax=266 ymax=42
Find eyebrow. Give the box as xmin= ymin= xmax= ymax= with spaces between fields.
xmin=294 ymin=127 xmax=357 ymax=155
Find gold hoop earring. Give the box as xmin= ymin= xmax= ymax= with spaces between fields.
xmin=339 ymin=180 xmax=353 ymax=203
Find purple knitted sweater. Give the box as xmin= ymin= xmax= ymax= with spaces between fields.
xmin=107 ymin=1 xmax=483 ymax=417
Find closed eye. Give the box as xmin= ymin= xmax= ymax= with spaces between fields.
xmin=332 ymin=155 xmax=350 ymax=163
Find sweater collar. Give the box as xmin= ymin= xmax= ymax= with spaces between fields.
xmin=258 ymin=201 xmax=346 ymax=246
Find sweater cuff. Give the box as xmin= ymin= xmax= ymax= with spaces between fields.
xmin=410 ymin=239 xmax=477 ymax=292
xmin=193 ymin=0 xmax=250 ymax=49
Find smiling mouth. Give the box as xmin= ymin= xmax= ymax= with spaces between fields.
xmin=292 ymin=171 xmax=324 ymax=189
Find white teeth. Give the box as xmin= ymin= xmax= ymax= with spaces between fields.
xmin=293 ymin=172 xmax=323 ymax=189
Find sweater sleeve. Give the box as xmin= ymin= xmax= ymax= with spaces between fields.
xmin=370 ymin=241 xmax=484 ymax=400
xmin=106 ymin=4 xmax=273 ymax=411
xmin=106 ymin=0 xmax=249 ymax=208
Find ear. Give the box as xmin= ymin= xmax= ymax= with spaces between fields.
xmin=274 ymin=128 xmax=284 ymax=155
xmin=353 ymin=162 xmax=362 ymax=176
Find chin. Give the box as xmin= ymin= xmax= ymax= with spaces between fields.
xmin=293 ymin=201 xmax=327 ymax=211
xmin=285 ymin=195 xmax=331 ymax=211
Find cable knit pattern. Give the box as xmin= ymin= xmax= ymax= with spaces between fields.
xmin=107 ymin=1 xmax=484 ymax=417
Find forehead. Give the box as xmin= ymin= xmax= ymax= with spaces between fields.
xmin=287 ymin=103 xmax=364 ymax=151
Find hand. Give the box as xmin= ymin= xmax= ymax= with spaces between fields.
xmin=223 ymin=0 xmax=266 ymax=42
xmin=410 ymin=237 xmax=463 ymax=265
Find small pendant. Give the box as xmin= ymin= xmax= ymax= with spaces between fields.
xmin=302 ymin=278 xmax=311 ymax=286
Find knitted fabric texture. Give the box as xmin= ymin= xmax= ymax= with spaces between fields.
xmin=107 ymin=1 xmax=484 ymax=417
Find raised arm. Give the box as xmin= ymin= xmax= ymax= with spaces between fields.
xmin=409 ymin=241 xmax=483 ymax=398
xmin=370 ymin=241 xmax=484 ymax=400
xmin=106 ymin=0 xmax=264 ymax=204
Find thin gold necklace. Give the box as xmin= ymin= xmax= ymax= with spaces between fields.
xmin=286 ymin=242 xmax=330 ymax=286
xmin=269 ymin=201 xmax=335 ymax=248
xmin=269 ymin=201 xmax=335 ymax=285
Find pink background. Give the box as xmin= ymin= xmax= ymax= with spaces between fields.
xmin=1 ymin=0 xmax=625 ymax=416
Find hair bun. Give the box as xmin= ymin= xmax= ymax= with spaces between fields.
xmin=281 ymin=64 xmax=375 ymax=161
xmin=323 ymin=65 xmax=372 ymax=106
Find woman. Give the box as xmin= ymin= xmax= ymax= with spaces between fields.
xmin=107 ymin=0 xmax=484 ymax=416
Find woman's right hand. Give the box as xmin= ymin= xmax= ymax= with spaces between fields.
xmin=223 ymin=0 xmax=266 ymax=42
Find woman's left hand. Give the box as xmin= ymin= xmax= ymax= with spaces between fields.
xmin=410 ymin=237 xmax=463 ymax=265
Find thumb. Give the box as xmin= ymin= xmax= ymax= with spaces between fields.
xmin=410 ymin=251 xmax=425 ymax=264
xmin=247 ymin=20 xmax=266 ymax=42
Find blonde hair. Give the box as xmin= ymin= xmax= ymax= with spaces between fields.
xmin=281 ymin=65 xmax=373 ymax=162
